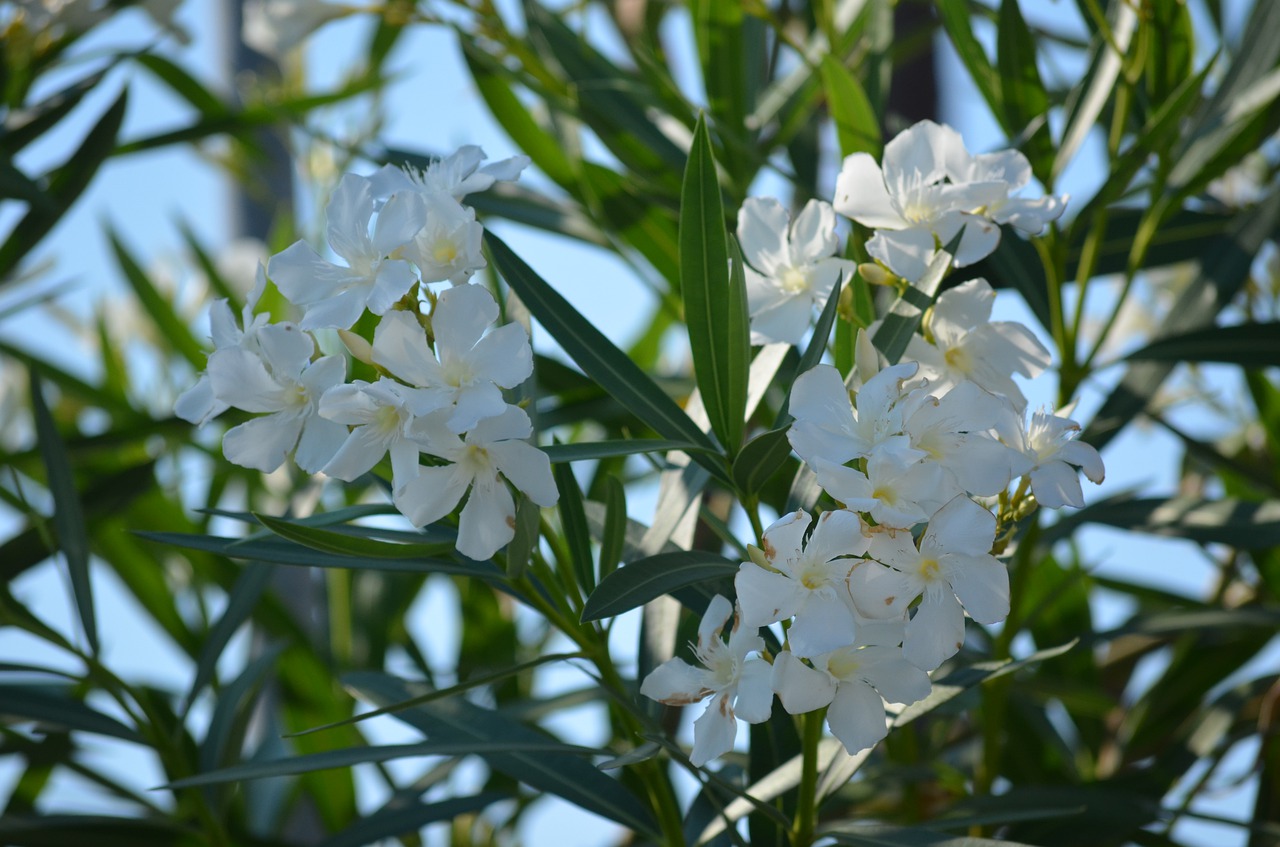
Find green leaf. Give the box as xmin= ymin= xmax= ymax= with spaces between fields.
xmin=819 ymin=55 xmax=882 ymax=158
xmin=254 ymin=513 xmax=456 ymax=559
xmin=28 ymin=370 xmax=95 ymax=653
xmin=581 ymin=551 xmax=739 ymax=622
xmin=505 ymin=495 xmax=542 ymax=579
xmin=137 ymin=532 xmax=500 ymax=579
xmin=823 ymin=825 xmax=1041 ymax=847
xmin=997 ymin=0 xmax=1055 ymax=183
xmin=183 ymin=563 xmax=273 ymax=713
xmin=168 ymin=740 xmax=600 ymax=788
xmin=1124 ymin=322 xmax=1280 ymax=366
xmin=871 ymin=248 xmax=952 ymax=364
xmin=485 ymin=232 xmax=727 ymax=481
xmin=599 ymin=475 xmax=627 ymax=582
xmin=541 ymin=439 xmax=704 ymax=463
xmin=345 ymin=671 xmax=660 ymax=838
xmin=0 ymin=89 xmax=127 ymax=281
xmin=554 ymin=461 xmax=595 ymax=595
xmin=0 ymin=68 xmax=108 ymax=155
xmin=0 ymin=815 xmax=190 ymax=847
xmin=1047 ymin=495 xmax=1280 ymax=547
xmin=0 ymin=685 xmax=139 ymax=742
xmin=692 ymin=0 xmax=750 ymax=139
xmin=197 ymin=641 xmax=285 ymax=775
xmin=935 ymin=0 xmax=1003 ymax=121
xmin=681 ymin=114 xmax=749 ymax=454
xmin=1085 ymin=191 xmax=1280 ymax=449
xmin=319 ymin=793 xmax=506 ymax=847
xmin=132 ymin=54 xmax=228 ymax=119
xmin=893 ymin=641 xmax=1078 ymax=728
xmin=107 ymin=229 xmax=206 ymax=368
xmin=732 ymin=428 xmax=793 ymax=496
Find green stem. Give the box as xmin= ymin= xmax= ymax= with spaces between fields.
xmin=792 ymin=708 xmax=825 ymax=847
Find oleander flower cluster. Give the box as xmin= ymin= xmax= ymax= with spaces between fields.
xmin=176 ymin=147 xmax=557 ymax=561
xmin=642 ymin=121 xmax=1102 ymax=766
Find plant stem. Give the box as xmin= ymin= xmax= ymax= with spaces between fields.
xmin=791 ymin=708 xmax=825 ymax=847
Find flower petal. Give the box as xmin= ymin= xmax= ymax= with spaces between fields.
xmin=434 ymin=282 xmax=498 ymax=354
xmin=487 ymin=439 xmax=558 ymax=507
xmin=457 ymin=474 xmax=516 ymax=561
xmin=395 ymin=463 xmax=471 ymax=526
xmin=733 ymin=659 xmax=775 ymax=724
xmin=772 ymin=651 xmax=836 ymax=714
xmin=903 ymin=590 xmax=965 ymax=671
xmin=690 ymin=694 xmax=737 ymax=766
xmin=833 ymin=153 xmax=903 ymax=228
xmin=222 ymin=413 xmax=302 ymax=472
xmin=943 ymin=552 xmax=1010 ymax=625
xmin=826 ymin=679 xmax=888 ymax=754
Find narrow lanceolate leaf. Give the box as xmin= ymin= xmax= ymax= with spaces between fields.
xmin=168 ymin=740 xmax=599 ymax=788
xmin=486 ymin=232 xmax=726 ymax=485
xmin=819 ymin=55 xmax=882 ymax=158
xmin=1123 ymin=322 xmax=1280 ymax=366
xmin=822 ymin=825 xmax=1041 ymax=847
xmin=934 ymin=0 xmax=1002 ymax=118
xmin=732 ymin=427 xmax=793 ymax=495
xmin=997 ymin=0 xmax=1054 ymax=183
xmin=0 ymin=685 xmax=138 ymax=742
xmin=0 ymin=815 xmax=191 ymax=847
xmin=345 ymin=672 xmax=660 ymax=838
xmin=319 ymin=793 xmax=507 ymax=847
xmin=540 ymin=439 xmax=703 ymax=463
xmin=599 ymin=476 xmax=627 ymax=582
xmin=505 ymin=495 xmax=542 ymax=579
xmin=553 ymin=461 xmax=595 ymax=595
xmin=681 ymin=114 xmax=749 ymax=455
xmin=1046 ymin=496 xmax=1280 ymax=547
xmin=581 ymin=551 xmax=739 ymax=622
xmin=198 ymin=642 xmax=285 ymax=775
xmin=107 ymin=229 xmax=206 ymax=368
xmin=183 ymin=563 xmax=274 ymax=714
xmin=254 ymin=513 xmax=455 ymax=559
xmin=871 ymin=248 xmax=952 ymax=365
xmin=893 ymin=641 xmax=1077 ymax=728
xmin=29 ymin=371 xmax=95 ymax=654
xmin=780 ymin=278 xmax=843 ymax=426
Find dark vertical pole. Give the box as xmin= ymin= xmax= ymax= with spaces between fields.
xmin=886 ymin=0 xmax=940 ymax=130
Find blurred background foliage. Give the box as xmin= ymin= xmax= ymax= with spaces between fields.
xmin=2 ymin=0 xmax=1280 ymax=845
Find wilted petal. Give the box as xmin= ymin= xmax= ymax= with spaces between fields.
xmin=640 ymin=657 xmax=712 ymax=705
xmin=690 ymin=694 xmax=737 ymax=766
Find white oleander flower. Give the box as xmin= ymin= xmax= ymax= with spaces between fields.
xmin=771 ymin=645 xmax=930 ymax=753
xmin=206 ymin=324 xmax=348 ymax=473
xmin=834 ymin=120 xmax=1064 ymax=278
xmin=999 ymin=406 xmax=1105 ymax=509
xmin=318 ymin=377 xmax=432 ymax=492
xmin=737 ymin=197 xmax=855 ymax=345
xmin=176 ymin=264 xmax=272 ymax=426
xmin=812 ymin=449 xmax=956 ymax=530
xmin=735 ymin=509 xmax=869 ymax=657
xmin=850 ymin=495 xmax=1009 ymax=671
xmin=640 ymin=595 xmax=774 ymax=767
xmin=269 ymin=173 xmax=426 ymax=329
xmin=368 ymin=145 xmax=531 ymax=202
xmin=402 ymin=193 xmax=487 ymax=286
xmin=787 ymin=362 xmax=923 ymax=468
xmin=904 ymin=278 xmax=1051 ymax=410
xmin=393 ymin=405 xmax=557 ymax=561
xmin=372 ymin=286 xmax=533 ymax=433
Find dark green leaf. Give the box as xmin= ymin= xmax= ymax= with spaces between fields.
xmin=0 ymin=89 xmax=127 ymax=281
xmin=485 ymin=232 xmax=727 ymax=481
xmin=935 ymin=0 xmax=1003 ymax=120
xmin=0 ymin=685 xmax=138 ymax=742
xmin=319 ymin=793 xmax=507 ymax=847
xmin=254 ymin=513 xmax=456 ymax=559
xmin=1124 ymin=322 xmax=1280 ymax=366
xmin=168 ymin=740 xmax=600 ymax=788
xmin=599 ymin=475 xmax=627 ymax=582
xmin=505 ymin=495 xmax=542 ymax=579
xmin=581 ymin=551 xmax=739 ymax=622
xmin=132 ymin=54 xmax=228 ymax=118
xmin=183 ymin=563 xmax=273 ymax=712
xmin=554 ymin=461 xmax=595 ymax=595
xmin=0 ymin=815 xmax=190 ymax=847
xmin=197 ymin=641 xmax=285 ymax=774
xmin=345 ymin=672 xmax=660 ymax=838
xmin=682 ymin=114 xmax=749 ymax=454
xmin=997 ymin=0 xmax=1054 ymax=182
xmin=541 ymin=439 xmax=704 ymax=463
xmin=1048 ymin=495 xmax=1280 ymax=547
xmin=871 ymin=248 xmax=951 ymax=364
xmin=28 ymin=370 xmax=95 ymax=653
xmin=107 ymin=230 xmax=205 ymax=367
xmin=732 ymin=428 xmax=793 ymax=496
xmin=823 ymin=824 xmax=1040 ymax=847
